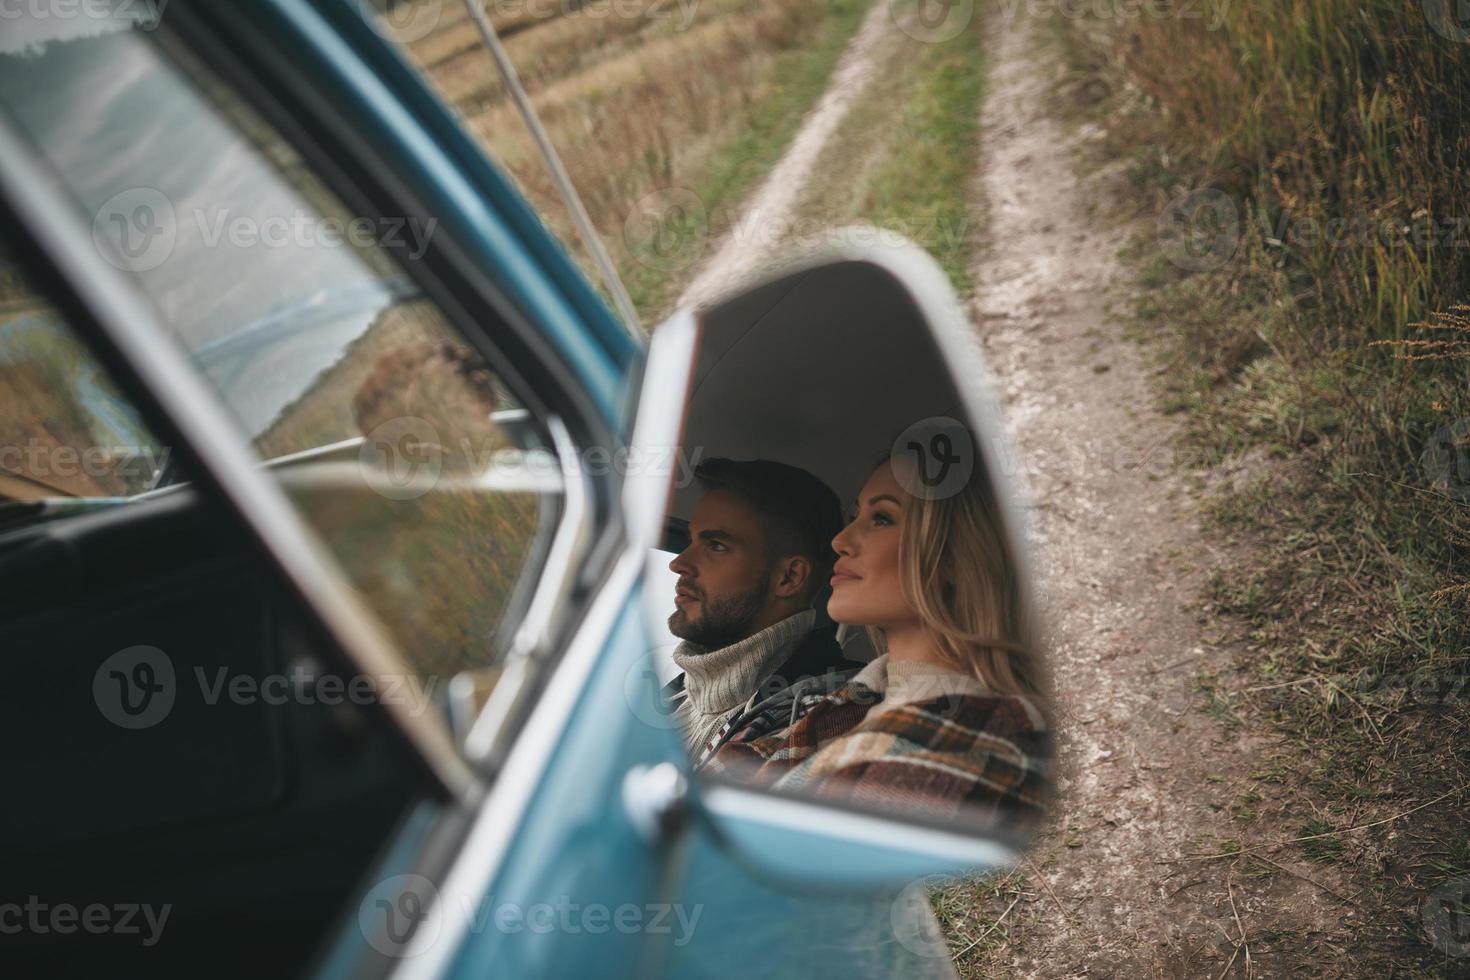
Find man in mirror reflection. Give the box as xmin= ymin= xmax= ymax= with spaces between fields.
xmin=663 ymin=458 xmax=860 ymax=765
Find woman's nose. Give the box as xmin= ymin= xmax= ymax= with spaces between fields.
xmin=831 ymin=520 xmax=856 ymax=556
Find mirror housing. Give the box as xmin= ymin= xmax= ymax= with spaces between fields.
xmin=641 ymin=231 xmax=1050 ymax=884
xmin=695 ymin=780 xmax=1023 ymax=888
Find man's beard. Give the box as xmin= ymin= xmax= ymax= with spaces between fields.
xmin=667 ymin=574 xmax=770 ymax=649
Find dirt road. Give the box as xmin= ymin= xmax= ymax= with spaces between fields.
xmin=953 ymin=10 xmax=1378 ymax=978
xmin=676 ymin=0 xmax=894 ymax=308
xmin=691 ymin=2 xmax=1381 ymax=975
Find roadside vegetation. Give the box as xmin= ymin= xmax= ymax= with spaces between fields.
xmin=1053 ymin=0 xmax=1470 ymax=966
xmin=784 ymin=0 xmax=987 ymax=291
xmin=390 ymin=0 xmax=874 ymax=319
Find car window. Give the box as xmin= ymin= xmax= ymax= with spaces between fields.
xmin=0 ymin=12 xmax=558 ymax=684
xmin=0 ymin=243 xmax=165 ymax=510
xmin=3 ymin=15 xmax=428 ymax=454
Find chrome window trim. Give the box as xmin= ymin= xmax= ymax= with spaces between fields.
xmin=462 ymin=413 xmax=591 ymax=764
xmin=506 ymin=416 xmax=590 ymax=664
xmin=262 ymin=436 xmax=366 ymax=469
xmin=0 ymin=109 xmax=478 ymax=803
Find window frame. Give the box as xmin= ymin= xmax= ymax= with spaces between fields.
xmin=0 ymin=108 xmax=480 ymax=802
xmin=165 ymin=0 xmax=643 ymax=725
xmin=0 ymin=1 xmax=635 ymax=797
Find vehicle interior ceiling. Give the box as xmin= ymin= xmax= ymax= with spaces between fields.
xmin=665 ymin=259 xmax=972 ymax=662
xmin=0 ymin=474 xmax=443 ymax=974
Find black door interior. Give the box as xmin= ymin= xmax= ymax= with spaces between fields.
xmin=0 ymin=485 xmax=441 ymax=976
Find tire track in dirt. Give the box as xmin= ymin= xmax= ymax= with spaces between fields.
xmin=958 ymin=9 xmax=1362 ymax=977
xmin=676 ymin=0 xmax=894 ymax=309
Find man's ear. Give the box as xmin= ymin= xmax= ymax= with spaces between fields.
xmin=772 ymin=555 xmax=811 ymax=599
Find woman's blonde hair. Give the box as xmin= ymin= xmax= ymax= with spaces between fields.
xmin=865 ymin=451 xmax=1043 ymax=699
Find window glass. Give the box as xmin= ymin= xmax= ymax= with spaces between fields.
xmin=0 ymin=12 xmax=556 ymax=681
xmin=0 ymin=243 xmax=164 ymax=510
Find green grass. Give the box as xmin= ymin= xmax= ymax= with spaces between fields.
xmin=931 ymin=868 xmax=1031 ymax=964
xmin=1231 ymin=789 xmax=1262 ymax=824
xmin=1298 ymin=818 xmax=1346 ymax=864
xmin=784 ymin=0 xmax=987 ymax=291
xmin=1050 ymin=0 xmax=1470 ymax=968
xmin=621 ymin=0 xmax=877 ymax=318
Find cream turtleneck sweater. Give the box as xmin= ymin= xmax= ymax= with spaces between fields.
xmin=670 ymin=608 xmax=816 ymax=754
xmin=847 ymin=653 xmax=991 ymax=715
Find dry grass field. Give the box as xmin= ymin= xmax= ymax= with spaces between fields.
xmin=385 ymin=0 xmax=873 ymax=318
xmin=0 ymin=261 xmax=160 ymax=501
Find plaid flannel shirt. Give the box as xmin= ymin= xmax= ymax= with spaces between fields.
xmin=704 ymin=678 xmax=1050 ymax=832
xmin=690 ymin=666 xmax=860 ymax=768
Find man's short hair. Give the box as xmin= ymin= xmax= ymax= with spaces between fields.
xmin=693 ymin=458 xmax=844 ymax=597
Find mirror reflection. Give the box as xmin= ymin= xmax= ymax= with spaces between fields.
xmin=654 ymin=256 xmax=1052 ymax=838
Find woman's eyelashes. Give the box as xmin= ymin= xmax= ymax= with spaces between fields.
xmin=847 ymin=506 xmax=896 ymax=527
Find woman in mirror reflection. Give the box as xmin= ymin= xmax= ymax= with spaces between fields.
xmin=704 ymin=449 xmax=1051 ymax=832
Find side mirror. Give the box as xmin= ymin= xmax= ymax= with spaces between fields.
xmin=637 ymin=232 xmax=1052 ymax=886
